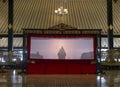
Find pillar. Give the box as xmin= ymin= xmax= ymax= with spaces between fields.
xmin=8 ymin=0 xmax=14 ymax=60
xmin=107 ymin=0 xmax=113 ymax=50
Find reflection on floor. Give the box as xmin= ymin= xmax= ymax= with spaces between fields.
xmin=0 ymin=70 xmax=120 ymax=87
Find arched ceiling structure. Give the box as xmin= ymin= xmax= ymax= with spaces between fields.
xmin=0 ymin=0 xmax=120 ymax=48
xmin=0 ymin=0 xmax=120 ymax=34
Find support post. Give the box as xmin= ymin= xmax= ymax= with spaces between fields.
xmin=8 ymin=0 xmax=14 ymax=61
xmin=107 ymin=0 xmax=113 ymax=50
xmin=22 ymin=35 xmax=28 ymax=73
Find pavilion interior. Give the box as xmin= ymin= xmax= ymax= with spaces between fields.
xmin=0 ymin=0 xmax=120 ymax=65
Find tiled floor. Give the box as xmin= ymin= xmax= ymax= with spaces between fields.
xmin=0 ymin=70 xmax=120 ymax=87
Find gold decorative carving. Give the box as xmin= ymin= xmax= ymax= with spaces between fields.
xmin=109 ymin=24 xmax=113 ymax=30
xmin=8 ymin=24 xmax=12 ymax=29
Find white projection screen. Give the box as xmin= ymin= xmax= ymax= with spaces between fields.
xmin=29 ymin=37 xmax=95 ymax=60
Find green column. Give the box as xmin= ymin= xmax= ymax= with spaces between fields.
xmin=22 ymin=35 xmax=28 ymax=73
xmin=8 ymin=0 xmax=14 ymax=55
xmin=107 ymin=0 xmax=113 ymax=50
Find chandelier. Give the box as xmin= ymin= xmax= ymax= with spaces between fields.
xmin=55 ymin=6 xmax=68 ymax=16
